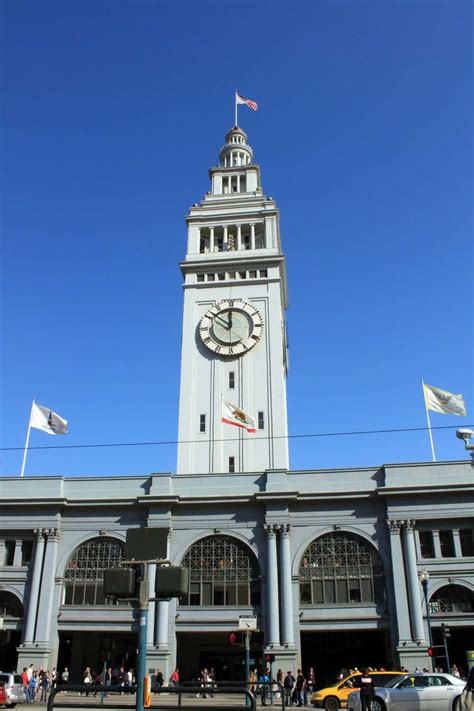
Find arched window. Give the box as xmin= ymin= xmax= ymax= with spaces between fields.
xmin=0 ymin=591 xmax=23 ymax=618
xmin=63 ymin=537 xmax=126 ymax=606
xmin=429 ymin=585 xmax=474 ymax=614
xmin=180 ymin=535 xmax=260 ymax=607
xmin=299 ymin=532 xmax=385 ymax=605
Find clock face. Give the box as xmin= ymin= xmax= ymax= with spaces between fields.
xmin=199 ymin=299 xmax=263 ymax=356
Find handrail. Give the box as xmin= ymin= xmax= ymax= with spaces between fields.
xmin=47 ymin=683 xmax=257 ymax=711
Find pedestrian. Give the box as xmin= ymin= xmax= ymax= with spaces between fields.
xmin=28 ymin=673 xmax=37 ymax=703
xmin=295 ymin=670 xmax=305 ymax=707
xmin=359 ymin=668 xmax=374 ymax=711
xmin=170 ymin=669 xmax=179 ymax=687
xmin=155 ymin=668 xmax=164 ymax=691
xmin=61 ymin=667 xmax=69 ymax=693
xmin=258 ymin=669 xmax=270 ymax=706
xmin=460 ymin=666 xmax=474 ymax=711
xmin=283 ymin=671 xmax=294 ymax=706
xmin=249 ymin=668 xmax=258 ymax=696
xmin=51 ymin=668 xmax=58 ymax=691
xmin=305 ymin=668 xmax=315 ymax=705
xmin=276 ymin=669 xmax=283 ymax=699
xmin=83 ymin=666 xmax=93 ymax=697
xmin=451 ymin=664 xmax=461 ymax=678
xmin=40 ymin=671 xmax=50 ymax=702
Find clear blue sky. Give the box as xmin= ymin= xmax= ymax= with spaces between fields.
xmin=1 ymin=0 xmax=472 ymax=477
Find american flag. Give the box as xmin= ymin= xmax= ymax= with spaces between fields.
xmin=236 ymin=92 xmax=258 ymax=111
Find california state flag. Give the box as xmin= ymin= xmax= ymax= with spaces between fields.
xmin=221 ymin=400 xmax=256 ymax=433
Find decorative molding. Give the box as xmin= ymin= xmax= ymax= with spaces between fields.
xmin=387 ymin=520 xmax=402 ymax=534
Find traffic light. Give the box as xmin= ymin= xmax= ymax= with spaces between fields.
xmin=229 ymin=632 xmax=237 ymax=645
xmin=155 ymin=566 xmax=189 ymax=599
xmin=104 ymin=568 xmax=136 ymax=598
xmin=265 ymin=654 xmax=275 ymax=663
xmin=427 ymin=647 xmax=434 ymax=657
xmin=441 ymin=623 xmax=451 ymax=640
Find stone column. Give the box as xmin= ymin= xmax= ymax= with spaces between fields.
xmin=0 ymin=540 xmax=5 ymax=566
xmin=452 ymin=529 xmax=463 ymax=558
xmin=147 ymin=563 xmax=157 ymax=647
xmin=250 ymin=224 xmax=255 ymax=250
xmin=279 ymin=524 xmax=294 ymax=647
xmin=23 ymin=530 xmax=45 ymax=643
xmin=265 ymin=524 xmax=280 ymax=647
xmin=35 ymin=528 xmax=60 ymax=643
xmin=237 ymin=225 xmax=242 ymax=251
xmin=223 ymin=226 xmax=228 ymax=250
xmin=13 ymin=540 xmax=23 ymax=567
xmin=156 ymin=600 xmax=170 ymax=648
xmin=210 ymin=227 xmax=215 ymax=253
xmin=387 ymin=520 xmax=412 ymax=644
xmin=432 ymin=530 xmax=442 ymax=558
xmin=403 ymin=520 xmax=426 ymax=643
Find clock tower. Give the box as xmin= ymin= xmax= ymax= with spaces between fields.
xmin=177 ymin=125 xmax=289 ymax=474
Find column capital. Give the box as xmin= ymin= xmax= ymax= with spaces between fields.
xmin=33 ymin=529 xmax=44 ymax=541
xmin=264 ymin=524 xmax=277 ymax=537
xmin=281 ymin=523 xmax=291 ymax=536
xmin=387 ymin=519 xmax=402 ymax=534
xmin=45 ymin=528 xmax=60 ymax=542
xmin=404 ymin=519 xmax=416 ymax=532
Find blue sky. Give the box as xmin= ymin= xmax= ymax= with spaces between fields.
xmin=1 ymin=0 xmax=472 ymax=477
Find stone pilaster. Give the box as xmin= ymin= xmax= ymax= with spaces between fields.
xmin=35 ymin=528 xmax=60 ymax=644
xmin=264 ymin=524 xmax=280 ymax=647
xmin=278 ymin=524 xmax=294 ymax=647
xmin=403 ymin=520 xmax=426 ymax=643
xmin=387 ymin=520 xmax=412 ymax=644
xmin=23 ymin=529 xmax=45 ymax=643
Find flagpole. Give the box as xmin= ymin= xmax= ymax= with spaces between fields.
xmin=20 ymin=399 xmax=34 ymax=478
xmin=421 ymin=379 xmax=436 ymax=462
xmin=234 ymin=91 xmax=238 ymax=126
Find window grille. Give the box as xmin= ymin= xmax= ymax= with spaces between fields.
xmin=0 ymin=591 xmax=23 ymax=618
xmin=429 ymin=584 xmax=474 ymax=614
xmin=180 ymin=535 xmax=260 ymax=607
xmin=299 ymin=533 xmax=385 ymax=605
xmin=63 ymin=537 xmax=127 ymax=606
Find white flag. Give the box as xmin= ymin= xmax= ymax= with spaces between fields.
xmin=423 ymin=383 xmax=467 ymax=416
xmin=30 ymin=402 xmax=68 ymax=435
xmin=221 ymin=400 xmax=256 ymax=433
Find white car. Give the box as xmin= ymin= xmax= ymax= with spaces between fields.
xmin=347 ymin=672 xmax=465 ymax=711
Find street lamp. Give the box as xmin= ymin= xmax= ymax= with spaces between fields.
xmin=420 ymin=570 xmax=435 ymax=671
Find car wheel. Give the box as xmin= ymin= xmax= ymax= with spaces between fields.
xmin=370 ymin=699 xmax=386 ymax=711
xmin=323 ymin=697 xmax=340 ymax=711
xmin=452 ymin=696 xmax=462 ymax=711
xmin=6 ymin=704 xmax=17 ymax=709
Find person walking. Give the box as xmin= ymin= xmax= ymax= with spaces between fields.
xmin=61 ymin=667 xmax=69 ymax=693
xmin=295 ymin=670 xmax=306 ymax=707
xmin=305 ymin=668 xmax=315 ymax=705
xmin=461 ymin=666 xmax=474 ymax=711
xmin=258 ymin=669 xmax=270 ymax=706
xmin=82 ymin=667 xmax=93 ymax=697
xmin=359 ymin=668 xmax=375 ymax=711
xmin=39 ymin=671 xmax=50 ymax=702
xmin=283 ymin=671 xmax=294 ymax=707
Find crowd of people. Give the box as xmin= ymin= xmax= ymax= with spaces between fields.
xmin=18 ymin=663 xmax=137 ymax=702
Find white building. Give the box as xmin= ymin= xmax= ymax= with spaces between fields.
xmin=1 ymin=124 xmax=473 ymax=684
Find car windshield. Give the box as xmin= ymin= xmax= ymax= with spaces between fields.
xmin=383 ymin=675 xmax=410 ymax=688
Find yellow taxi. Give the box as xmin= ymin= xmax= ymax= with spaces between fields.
xmin=311 ymin=671 xmax=403 ymax=710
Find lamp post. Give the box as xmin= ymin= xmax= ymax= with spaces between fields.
xmin=420 ymin=570 xmax=435 ymax=671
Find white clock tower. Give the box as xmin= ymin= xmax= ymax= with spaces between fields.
xmin=177 ymin=125 xmax=289 ymax=474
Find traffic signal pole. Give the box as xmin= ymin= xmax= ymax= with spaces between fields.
xmin=136 ymin=576 xmax=149 ymax=711
xmin=245 ymin=631 xmax=250 ymax=707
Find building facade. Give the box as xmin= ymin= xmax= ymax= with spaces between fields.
xmin=1 ymin=126 xmax=473 ymax=682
